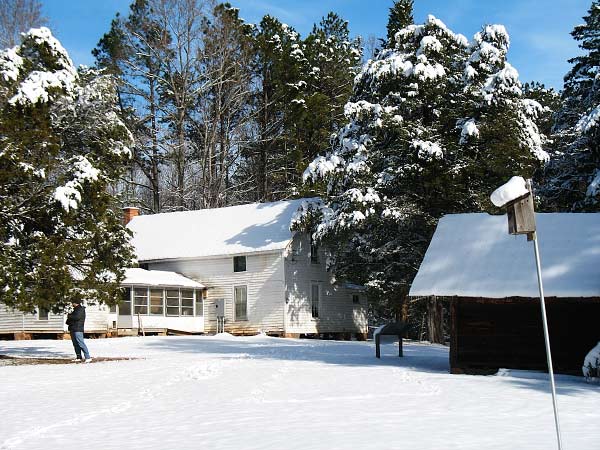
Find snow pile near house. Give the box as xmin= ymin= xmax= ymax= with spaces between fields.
xmin=583 ymin=342 xmax=600 ymax=380
xmin=410 ymin=213 xmax=600 ymax=298
xmin=128 ymin=198 xmax=315 ymax=261
xmin=123 ymin=268 xmax=204 ymax=288
xmin=490 ymin=175 xmax=529 ymax=207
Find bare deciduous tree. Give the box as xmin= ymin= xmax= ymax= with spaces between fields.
xmin=0 ymin=0 xmax=47 ymax=48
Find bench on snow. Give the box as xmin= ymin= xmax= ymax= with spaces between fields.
xmin=374 ymin=322 xmax=408 ymax=359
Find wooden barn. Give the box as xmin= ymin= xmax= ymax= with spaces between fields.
xmin=409 ymin=213 xmax=600 ymax=375
xmin=126 ymin=199 xmax=367 ymax=338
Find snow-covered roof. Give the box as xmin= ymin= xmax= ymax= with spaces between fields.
xmin=409 ymin=213 xmax=600 ymax=298
xmin=123 ymin=268 xmax=204 ymax=288
xmin=128 ymin=199 xmax=311 ymax=261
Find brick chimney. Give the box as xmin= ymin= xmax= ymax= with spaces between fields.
xmin=123 ymin=207 xmax=140 ymax=225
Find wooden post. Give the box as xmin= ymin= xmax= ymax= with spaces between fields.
xmin=14 ymin=332 xmax=32 ymax=340
xmin=427 ymin=297 xmax=444 ymax=344
xmin=375 ymin=333 xmax=381 ymax=358
xmin=398 ymin=335 xmax=403 ymax=357
xmin=450 ymin=299 xmax=458 ymax=373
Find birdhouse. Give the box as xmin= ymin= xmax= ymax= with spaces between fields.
xmin=506 ymin=190 xmax=536 ymax=236
xmin=490 ymin=176 xmax=537 ymax=240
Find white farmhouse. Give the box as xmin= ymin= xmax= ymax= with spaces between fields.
xmin=0 ymin=199 xmax=367 ymax=340
xmin=123 ymin=199 xmax=368 ymax=338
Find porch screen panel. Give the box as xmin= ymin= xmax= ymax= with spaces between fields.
xmin=134 ymin=288 xmax=148 ymax=314
xmin=181 ymin=290 xmax=194 ymax=316
xmin=166 ymin=289 xmax=180 ymax=316
xmin=150 ymin=289 xmax=164 ymax=315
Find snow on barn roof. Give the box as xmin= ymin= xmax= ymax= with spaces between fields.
xmin=409 ymin=213 xmax=600 ymax=298
xmin=128 ymin=199 xmax=311 ymax=261
xmin=123 ymin=268 xmax=204 ymax=288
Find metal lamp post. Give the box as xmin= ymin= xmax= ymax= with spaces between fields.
xmin=491 ymin=177 xmax=563 ymax=450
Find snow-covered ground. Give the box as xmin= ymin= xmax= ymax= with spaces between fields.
xmin=1 ymin=335 xmax=598 ymax=450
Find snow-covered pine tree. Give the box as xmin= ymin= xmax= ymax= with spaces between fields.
xmin=386 ymin=0 xmax=414 ymax=44
xmin=541 ymin=1 xmax=600 ymax=210
xmin=299 ymin=14 xmax=547 ymax=318
xmin=460 ymin=24 xmax=548 ymax=209
xmin=300 ymin=15 xmax=471 ymax=318
xmin=296 ymin=13 xmax=361 ymax=190
xmin=235 ymin=12 xmax=361 ymax=203
xmin=522 ymin=82 xmax=561 ymax=137
xmin=0 ymin=28 xmax=135 ymax=313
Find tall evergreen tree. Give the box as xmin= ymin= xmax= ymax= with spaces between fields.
xmin=295 ymin=13 xmax=361 ymax=193
xmin=240 ymin=16 xmax=304 ymax=202
xmin=299 ymin=15 xmax=546 ymax=319
xmin=0 ymin=28 xmax=135 ymax=313
xmin=522 ymin=82 xmax=561 ymax=137
xmin=386 ymin=0 xmax=414 ymax=44
xmin=460 ymin=24 xmax=548 ymax=209
xmin=541 ymin=1 xmax=600 ymax=210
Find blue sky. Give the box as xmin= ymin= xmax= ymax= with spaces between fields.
xmin=40 ymin=0 xmax=592 ymax=90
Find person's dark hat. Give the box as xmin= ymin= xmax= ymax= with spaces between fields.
xmin=72 ymin=299 xmax=82 ymax=304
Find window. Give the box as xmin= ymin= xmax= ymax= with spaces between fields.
xmin=38 ymin=307 xmax=49 ymax=320
xmin=310 ymin=236 xmax=319 ymax=264
xmin=150 ymin=289 xmax=164 ymax=315
xmin=352 ymin=294 xmax=360 ymax=305
xmin=181 ymin=290 xmax=194 ymax=316
xmin=234 ymin=285 xmax=247 ymax=320
xmin=119 ymin=288 xmax=132 ymax=315
xmin=311 ymin=283 xmax=320 ymax=318
xmin=134 ymin=288 xmax=148 ymax=314
xmin=166 ymin=289 xmax=180 ymax=316
xmin=233 ymin=255 xmax=246 ymax=272
xmin=195 ymin=292 xmax=203 ymax=317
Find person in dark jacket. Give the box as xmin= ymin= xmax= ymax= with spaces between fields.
xmin=66 ymin=299 xmax=92 ymax=363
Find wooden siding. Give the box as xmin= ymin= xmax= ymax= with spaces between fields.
xmin=0 ymin=303 xmax=63 ymax=333
xmin=149 ymin=251 xmax=286 ymax=334
xmin=85 ymin=304 xmax=110 ymax=332
xmin=451 ymin=297 xmax=600 ymax=375
xmin=284 ymin=233 xmax=368 ymax=334
xmin=0 ymin=303 xmax=109 ymax=333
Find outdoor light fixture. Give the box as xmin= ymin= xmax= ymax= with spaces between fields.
xmin=491 ymin=176 xmax=563 ymax=450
